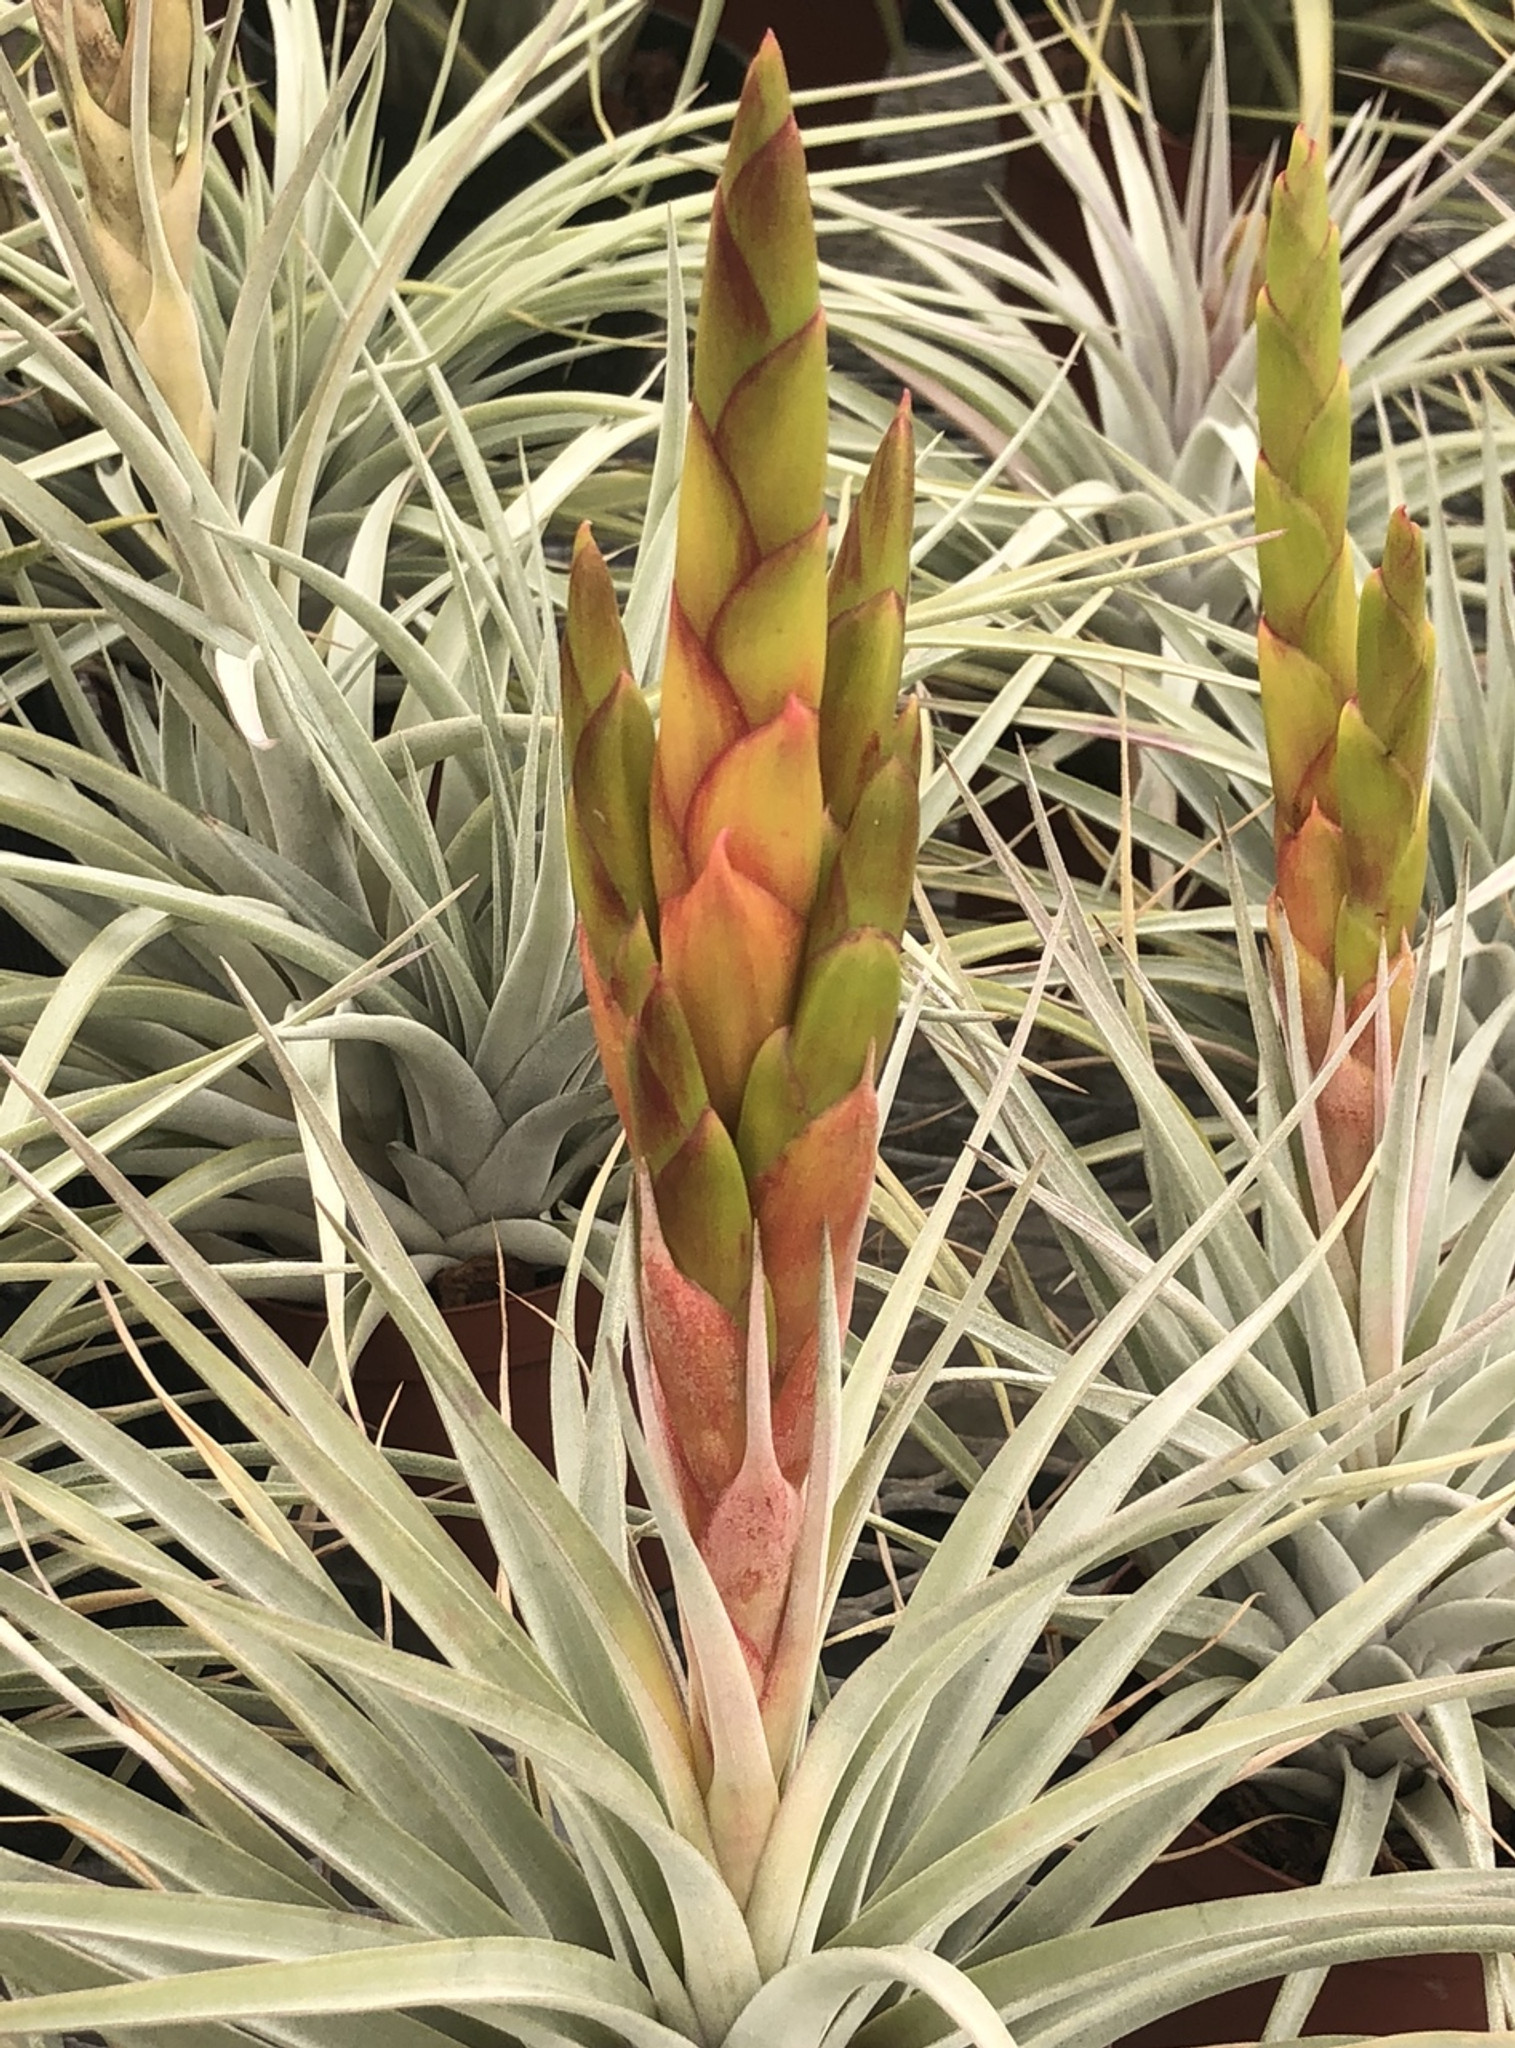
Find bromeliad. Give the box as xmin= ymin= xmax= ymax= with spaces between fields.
xmin=562 ymin=33 xmax=916 ymax=1889
xmin=1255 ymin=127 xmax=1436 ymax=1219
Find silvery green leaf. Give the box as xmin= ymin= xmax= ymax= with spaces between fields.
xmin=464 ymin=1091 xmax=613 ymax=1219
xmin=386 ymin=1148 xmax=490 ymax=1244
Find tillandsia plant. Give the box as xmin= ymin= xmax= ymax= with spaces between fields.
xmin=815 ymin=4 xmax=1515 ymax=1071
xmin=0 ymin=0 xmax=672 ymax=612
xmin=562 ymin=33 xmax=917 ymax=1886
xmin=1255 ymin=125 xmax=1436 ymax=1217
xmin=920 ymin=825 xmax=1515 ymax=2024
xmin=0 ymin=0 xmax=701 ymax=1308
xmin=32 ymin=0 xmax=213 ymax=459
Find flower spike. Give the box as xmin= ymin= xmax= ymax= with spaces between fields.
xmin=1256 ymin=129 xmax=1437 ymax=1215
xmin=35 ymin=0 xmax=213 ymax=460
xmin=562 ymin=33 xmax=916 ymax=1891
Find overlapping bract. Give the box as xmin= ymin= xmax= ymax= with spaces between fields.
xmin=1256 ymin=129 xmax=1436 ymax=1206
xmin=36 ymin=0 xmax=212 ymax=459
xmin=563 ymin=35 xmax=916 ymax=1765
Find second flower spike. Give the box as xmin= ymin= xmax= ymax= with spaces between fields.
xmin=562 ymin=32 xmax=917 ymax=1880
xmin=34 ymin=0 xmax=213 ymax=461
xmin=1255 ymin=128 xmax=1436 ymax=1215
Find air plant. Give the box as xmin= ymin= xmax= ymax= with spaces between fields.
xmin=0 ymin=0 xmax=678 ymax=1297
xmin=919 ymin=819 xmax=1515 ymax=2021
xmin=809 ymin=7 xmax=1515 ymax=1069
xmin=894 ymin=144 xmax=1509 ymax=1981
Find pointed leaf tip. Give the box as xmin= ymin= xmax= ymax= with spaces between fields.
xmin=1380 ymin=503 xmax=1425 ymax=587
xmin=724 ymin=32 xmax=797 ymax=188
xmin=563 ymin=526 xmax=634 ymax=755
xmin=831 ymin=402 xmax=915 ymax=615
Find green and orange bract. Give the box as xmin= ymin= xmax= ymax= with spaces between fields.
xmin=561 ymin=30 xmax=916 ymax=1848
xmin=1255 ymin=128 xmax=1436 ymax=1213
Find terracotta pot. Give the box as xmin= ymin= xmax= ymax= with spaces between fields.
xmin=259 ymin=1278 xmax=635 ymax=1581
xmin=658 ymin=0 xmax=895 ymax=158
xmin=1104 ymin=1814 xmax=1489 ymax=2045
